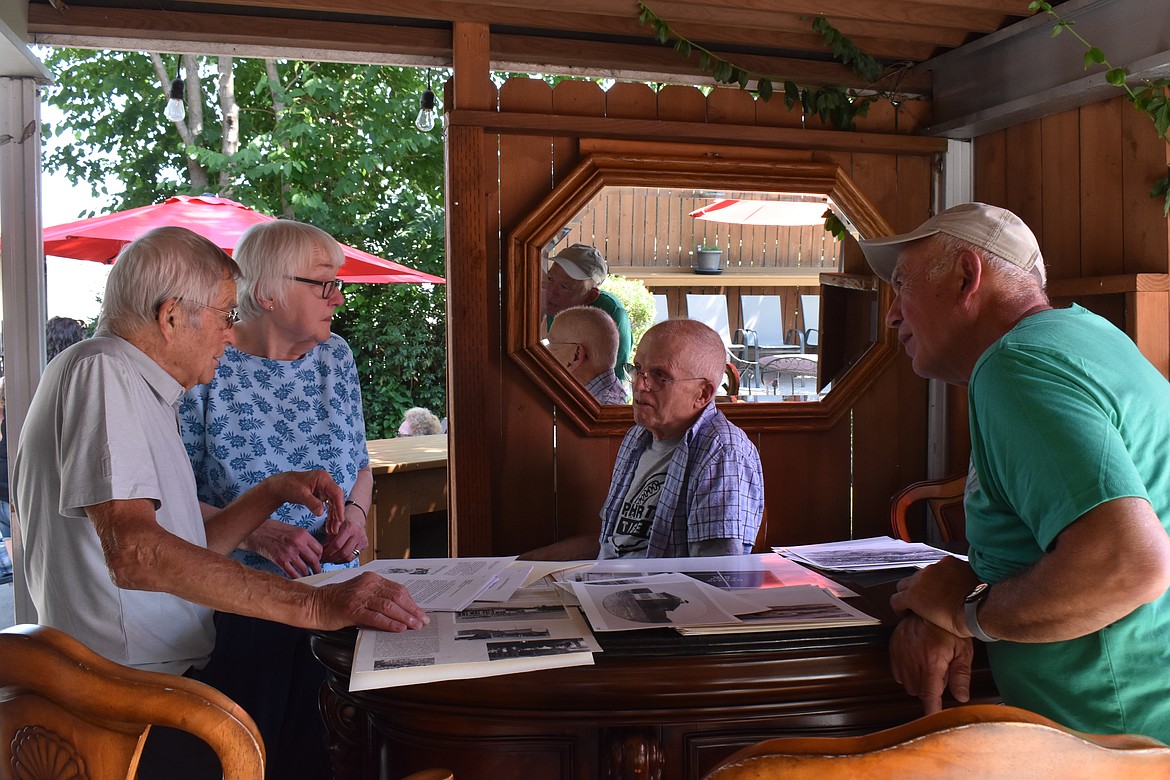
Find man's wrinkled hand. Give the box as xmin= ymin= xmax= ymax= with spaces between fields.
xmin=314 ymin=572 xmax=430 ymax=633
xmin=890 ymin=555 xmax=978 ymax=636
xmin=263 ymin=471 xmax=345 ymax=532
xmin=890 ymin=614 xmax=973 ymax=715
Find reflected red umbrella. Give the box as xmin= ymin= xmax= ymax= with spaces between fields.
xmin=689 ymin=198 xmax=829 ymax=227
xmin=41 ymin=195 xmax=444 ymax=284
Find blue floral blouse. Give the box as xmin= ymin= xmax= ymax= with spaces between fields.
xmin=179 ymin=333 xmax=369 ymax=575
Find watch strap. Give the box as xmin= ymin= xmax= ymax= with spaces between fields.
xmin=964 ymin=586 xmax=1000 ymax=643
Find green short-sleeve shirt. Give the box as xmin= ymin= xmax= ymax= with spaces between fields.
xmin=966 ymin=305 xmax=1170 ymax=742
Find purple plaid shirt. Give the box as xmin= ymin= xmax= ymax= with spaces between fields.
xmin=585 ymin=370 xmax=628 ymax=405
xmin=599 ymin=402 xmax=764 ymax=557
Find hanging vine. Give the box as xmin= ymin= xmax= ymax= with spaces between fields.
xmin=636 ymin=3 xmax=908 ymax=131
xmin=1030 ymin=1 xmax=1170 ymax=214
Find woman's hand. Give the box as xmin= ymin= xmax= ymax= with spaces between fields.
xmin=321 ymin=504 xmax=370 ymax=565
xmin=241 ymin=519 xmax=325 ymax=578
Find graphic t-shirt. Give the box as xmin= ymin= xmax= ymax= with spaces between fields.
xmin=602 ymin=435 xmax=681 ymax=558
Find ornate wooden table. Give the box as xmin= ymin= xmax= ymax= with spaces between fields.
xmin=312 ymin=574 xmax=996 ymax=780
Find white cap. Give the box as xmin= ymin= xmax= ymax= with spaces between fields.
xmin=859 ymin=202 xmax=1046 ymax=287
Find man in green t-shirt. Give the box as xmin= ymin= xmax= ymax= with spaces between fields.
xmin=542 ymin=243 xmax=631 ymax=378
xmin=860 ymin=203 xmax=1170 ymax=743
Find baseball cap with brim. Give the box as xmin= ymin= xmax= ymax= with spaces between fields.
xmin=546 ymin=244 xmax=608 ymax=286
xmin=859 ymin=202 xmax=1046 ymax=287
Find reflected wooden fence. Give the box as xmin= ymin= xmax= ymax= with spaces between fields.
xmin=558 ymin=186 xmax=843 ymax=271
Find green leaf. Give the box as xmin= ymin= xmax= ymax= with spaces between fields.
xmin=756 ymin=78 xmax=773 ymax=102
xmin=1106 ymin=67 xmax=1128 ymax=87
xmin=1083 ymin=48 xmax=1105 ymax=68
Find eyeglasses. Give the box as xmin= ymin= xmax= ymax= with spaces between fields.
xmin=183 ymin=300 xmax=239 ymax=329
xmin=623 ymin=363 xmax=706 ymax=392
xmin=290 ymin=276 xmax=345 ymax=299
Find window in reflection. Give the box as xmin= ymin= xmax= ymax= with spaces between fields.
xmin=540 ymin=187 xmax=862 ymax=404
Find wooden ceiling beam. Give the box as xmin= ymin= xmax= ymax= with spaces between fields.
xmin=27 ymin=5 xmax=452 ymax=65
xmin=26 ymin=4 xmax=933 ymax=92
xmin=490 ymin=33 xmax=931 ymax=95
xmin=924 ymin=0 xmax=1170 ymax=137
xmin=159 ymin=0 xmax=1009 ymax=39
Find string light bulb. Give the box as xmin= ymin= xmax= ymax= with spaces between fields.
xmin=415 ymin=87 xmax=437 ymax=132
xmin=164 ymin=76 xmax=185 ymax=122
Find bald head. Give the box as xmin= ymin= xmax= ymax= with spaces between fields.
xmin=547 ymin=306 xmax=619 ymax=382
xmin=642 ymin=319 xmax=727 ymax=385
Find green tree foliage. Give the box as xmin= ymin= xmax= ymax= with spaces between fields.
xmin=39 ymin=49 xmax=447 ymax=438
xmin=601 ymin=276 xmax=657 ymax=349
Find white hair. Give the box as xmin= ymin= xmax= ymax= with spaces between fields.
xmin=234 ymin=220 xmax=345 ymax=322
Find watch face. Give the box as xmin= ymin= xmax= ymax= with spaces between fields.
xmin=965 ymin=582 xmax=990 ymax=603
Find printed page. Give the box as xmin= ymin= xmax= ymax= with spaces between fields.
xmin=350 ymin=603 xmax=600 ymax=691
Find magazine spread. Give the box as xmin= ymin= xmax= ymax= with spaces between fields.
xmin=349 ymin=602 xmax=601 ymax=692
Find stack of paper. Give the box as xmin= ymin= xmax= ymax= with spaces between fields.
xmin=350 ymin=602 xmax=600 ymax=691
xmin=776 ymin=536 xmax=960 ymax=572
xmin=318 ymin=556 xmax=529 ymax=611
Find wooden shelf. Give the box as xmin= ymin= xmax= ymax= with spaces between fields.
xmin=1047 ymin=273 xmax=1170 ymax=297
xmin=611 ymin=267 xmax=827 ymax=287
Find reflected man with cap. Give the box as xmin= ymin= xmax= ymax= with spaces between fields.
xmin=860 ymin=202 xmax=1170 ymax=741
xmin=543 ymin=243 xmax=632 ymax=377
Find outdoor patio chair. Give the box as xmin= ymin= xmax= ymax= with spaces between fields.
xmin=652 ymin=293 xmax=670 ymax=323
xmin=799 ymin=294 xmax=821 ymax=352
xmin=740 ymin=295 xmax=802 ymax=367
xmin=685 ymin=294 xmax=752 ymax=388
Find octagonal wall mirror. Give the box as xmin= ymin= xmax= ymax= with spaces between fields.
xmin=506 ymin=152 xmax=899 ymax=436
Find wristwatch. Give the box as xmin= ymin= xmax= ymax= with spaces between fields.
xmin=963 ymin=582 xmax=1000 ymax=643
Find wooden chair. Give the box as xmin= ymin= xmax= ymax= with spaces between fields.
xmin=0 ymin=623 xmax=264 ymax=779
xmin=890 ymin=473 xmax=967 ymax=550
xmin=703 ymin=704 xmax=1170 ymax=779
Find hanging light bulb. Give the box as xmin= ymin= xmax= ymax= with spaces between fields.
xmin=164 ymin=76 xmax=185 ymax=122
xmin=415 ymin=87 xmax=437 ymax=132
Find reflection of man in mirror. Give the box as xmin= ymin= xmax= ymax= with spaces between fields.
xmin=523 ymin=319 xmax=764 ymax=561
xmin=542 ymin=244 xmax=631 ymax=377
xmin=546 ymin=306 xmax=628 ymax=405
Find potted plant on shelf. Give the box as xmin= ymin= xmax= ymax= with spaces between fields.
xmin=695 ymin=242 xmax=723 ymax=274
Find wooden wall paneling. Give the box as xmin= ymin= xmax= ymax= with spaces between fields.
xmin=1120 ymin=97 xmax=1170 ymax=275
xmin=446 ymin=124 xmax=493 ymax=556
xmin=1079 ymin=97 xmax=1125 ymax=278
xmin=495 ymin=81 xmax=560 ymax=555
xmin=846 ymin=151 xmax=929 ymax=530
xmin=605 ymin=81 xmax=658 ymax=121
xmin=706 ymin=86 xmax=757 ymax=126
xmin=552 ymin=79 xmax=607 ymax=117
xmin=1129 ymin=290 xmax=1170 ymax=378
xmin=654 ymin=85 xmax=707 ymax=123
xmin=550 ymin=422 xmax=620 ymax=547
xmin=973 ymin=130 xmax=1007 ymax=208
xmin=851 ymin=354 xmax=929 ymax=540
xmin=755 ymin=425 xmax=853 ymax=546
xmin=754 ymin=91 xmax=804 ymax=129
xmin=1039 ymin=109 xmax=1082 ymax=276
xmin=1003 ymin=120 xmax=1044 ymax=238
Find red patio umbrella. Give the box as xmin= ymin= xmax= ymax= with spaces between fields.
xmin=41 ymin=194 xmax=444 ymax=284
xmin=689 ymin=198 xmax=829 ymax=227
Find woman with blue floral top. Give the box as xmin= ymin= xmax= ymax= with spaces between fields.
xmin=179 ymin=219 xmax=373 ymax=780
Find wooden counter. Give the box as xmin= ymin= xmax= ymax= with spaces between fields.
xmin=311 ymin=572 xmax=997 ymax=779
xmin=364 ymin=435 xmax=448 ymax=560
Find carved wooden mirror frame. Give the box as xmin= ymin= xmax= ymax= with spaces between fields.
xmin=506 ymin=152 xmax=899 ymax=436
